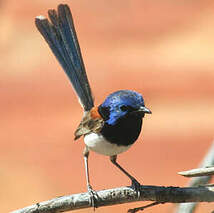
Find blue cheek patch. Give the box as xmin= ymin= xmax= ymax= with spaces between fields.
xmin=106 ymin=108 xmax=127 ymax=125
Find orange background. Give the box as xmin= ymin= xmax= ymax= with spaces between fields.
xmin=1 ymin=0 xmax=214 ymax=212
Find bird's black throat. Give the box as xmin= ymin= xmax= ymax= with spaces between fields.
xmin=100 ymin=114 xmax=143 ymax=146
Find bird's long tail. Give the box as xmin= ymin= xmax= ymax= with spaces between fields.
xmin=35 ymin=4 xmax=94 ymax=111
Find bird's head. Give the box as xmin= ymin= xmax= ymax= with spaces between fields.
xmin=98 ymin=90 xmax=151 ymax=125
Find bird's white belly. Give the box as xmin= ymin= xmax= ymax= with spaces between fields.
xmin=84 ymin=133 xmax=131 ymax=156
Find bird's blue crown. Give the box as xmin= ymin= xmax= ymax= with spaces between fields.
xmin=99 ymin=90 xmax=145 ymax=125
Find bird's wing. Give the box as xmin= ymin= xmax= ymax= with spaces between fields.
xmin=74 ymin=111 xmax=104 ymax=140
xmin=35 ymin=4 xmax=94 ymax=111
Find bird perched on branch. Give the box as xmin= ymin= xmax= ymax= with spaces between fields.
xmin=35 ymin=4 xmax=151 ymax=207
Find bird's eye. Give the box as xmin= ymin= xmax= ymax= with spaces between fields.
xmin=120 ymin=105 xmax=128 ymax=111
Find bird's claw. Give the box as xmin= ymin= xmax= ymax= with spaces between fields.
xmin=87 ymin=185 xmax=99 ymax=209
xmin=131 ymin=179 xmax=141 ymax=198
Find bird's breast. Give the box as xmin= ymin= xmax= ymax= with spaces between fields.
xmin=84 ymin=133 xmax=131 ymax=156
xmin=100 ymin=115 xmax=143 ymax=146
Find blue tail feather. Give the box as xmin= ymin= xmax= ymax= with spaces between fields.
xmin=35 ymin=4 xmax=94 ymax=111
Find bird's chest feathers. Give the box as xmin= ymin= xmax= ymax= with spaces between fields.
xmin=101 ymin=115 xmax=143 ymax=146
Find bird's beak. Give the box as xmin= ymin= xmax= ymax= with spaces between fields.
xmin=138 ymin=106 xmax=152 ymax=114
xmin=131 ymin=106 xmax=152 ymax=117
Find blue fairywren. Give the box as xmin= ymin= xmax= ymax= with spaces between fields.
xmin=35 ymin=4 xmax=151 ymax=206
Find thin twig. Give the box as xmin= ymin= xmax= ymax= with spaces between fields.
xmin=175 ymin=141 xmax=214 ymax=213
xmin=12 ymin=185 xmax=214 ymax=213
xmin=128 ymin=201 xmax=164 ymax=213
xmin=178 ymin=166 xmax=214 ymax=177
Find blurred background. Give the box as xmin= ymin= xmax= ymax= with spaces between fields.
xmin=1 ymin=0 xmax=214 ymax=212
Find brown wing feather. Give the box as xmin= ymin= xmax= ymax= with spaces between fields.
xmin=74 ymin=111 xmax=104 ymax=140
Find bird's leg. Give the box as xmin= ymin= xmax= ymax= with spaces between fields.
xmin=110 ymin=155 xmax=141 ymax=195
xmin=83 ymin=147 xmax=98 ymax=208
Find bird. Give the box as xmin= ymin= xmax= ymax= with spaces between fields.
xmin=35 ymin=4 xmax=151 ymax=206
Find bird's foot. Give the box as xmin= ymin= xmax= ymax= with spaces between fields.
xmin=131 ymin=179 xmax=141 ymax=199
xmin=87 ymin=185 xmax=99 ymax=209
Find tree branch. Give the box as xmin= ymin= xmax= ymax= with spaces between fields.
xmin=12 ymin=184 xmax=214 ymax=213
